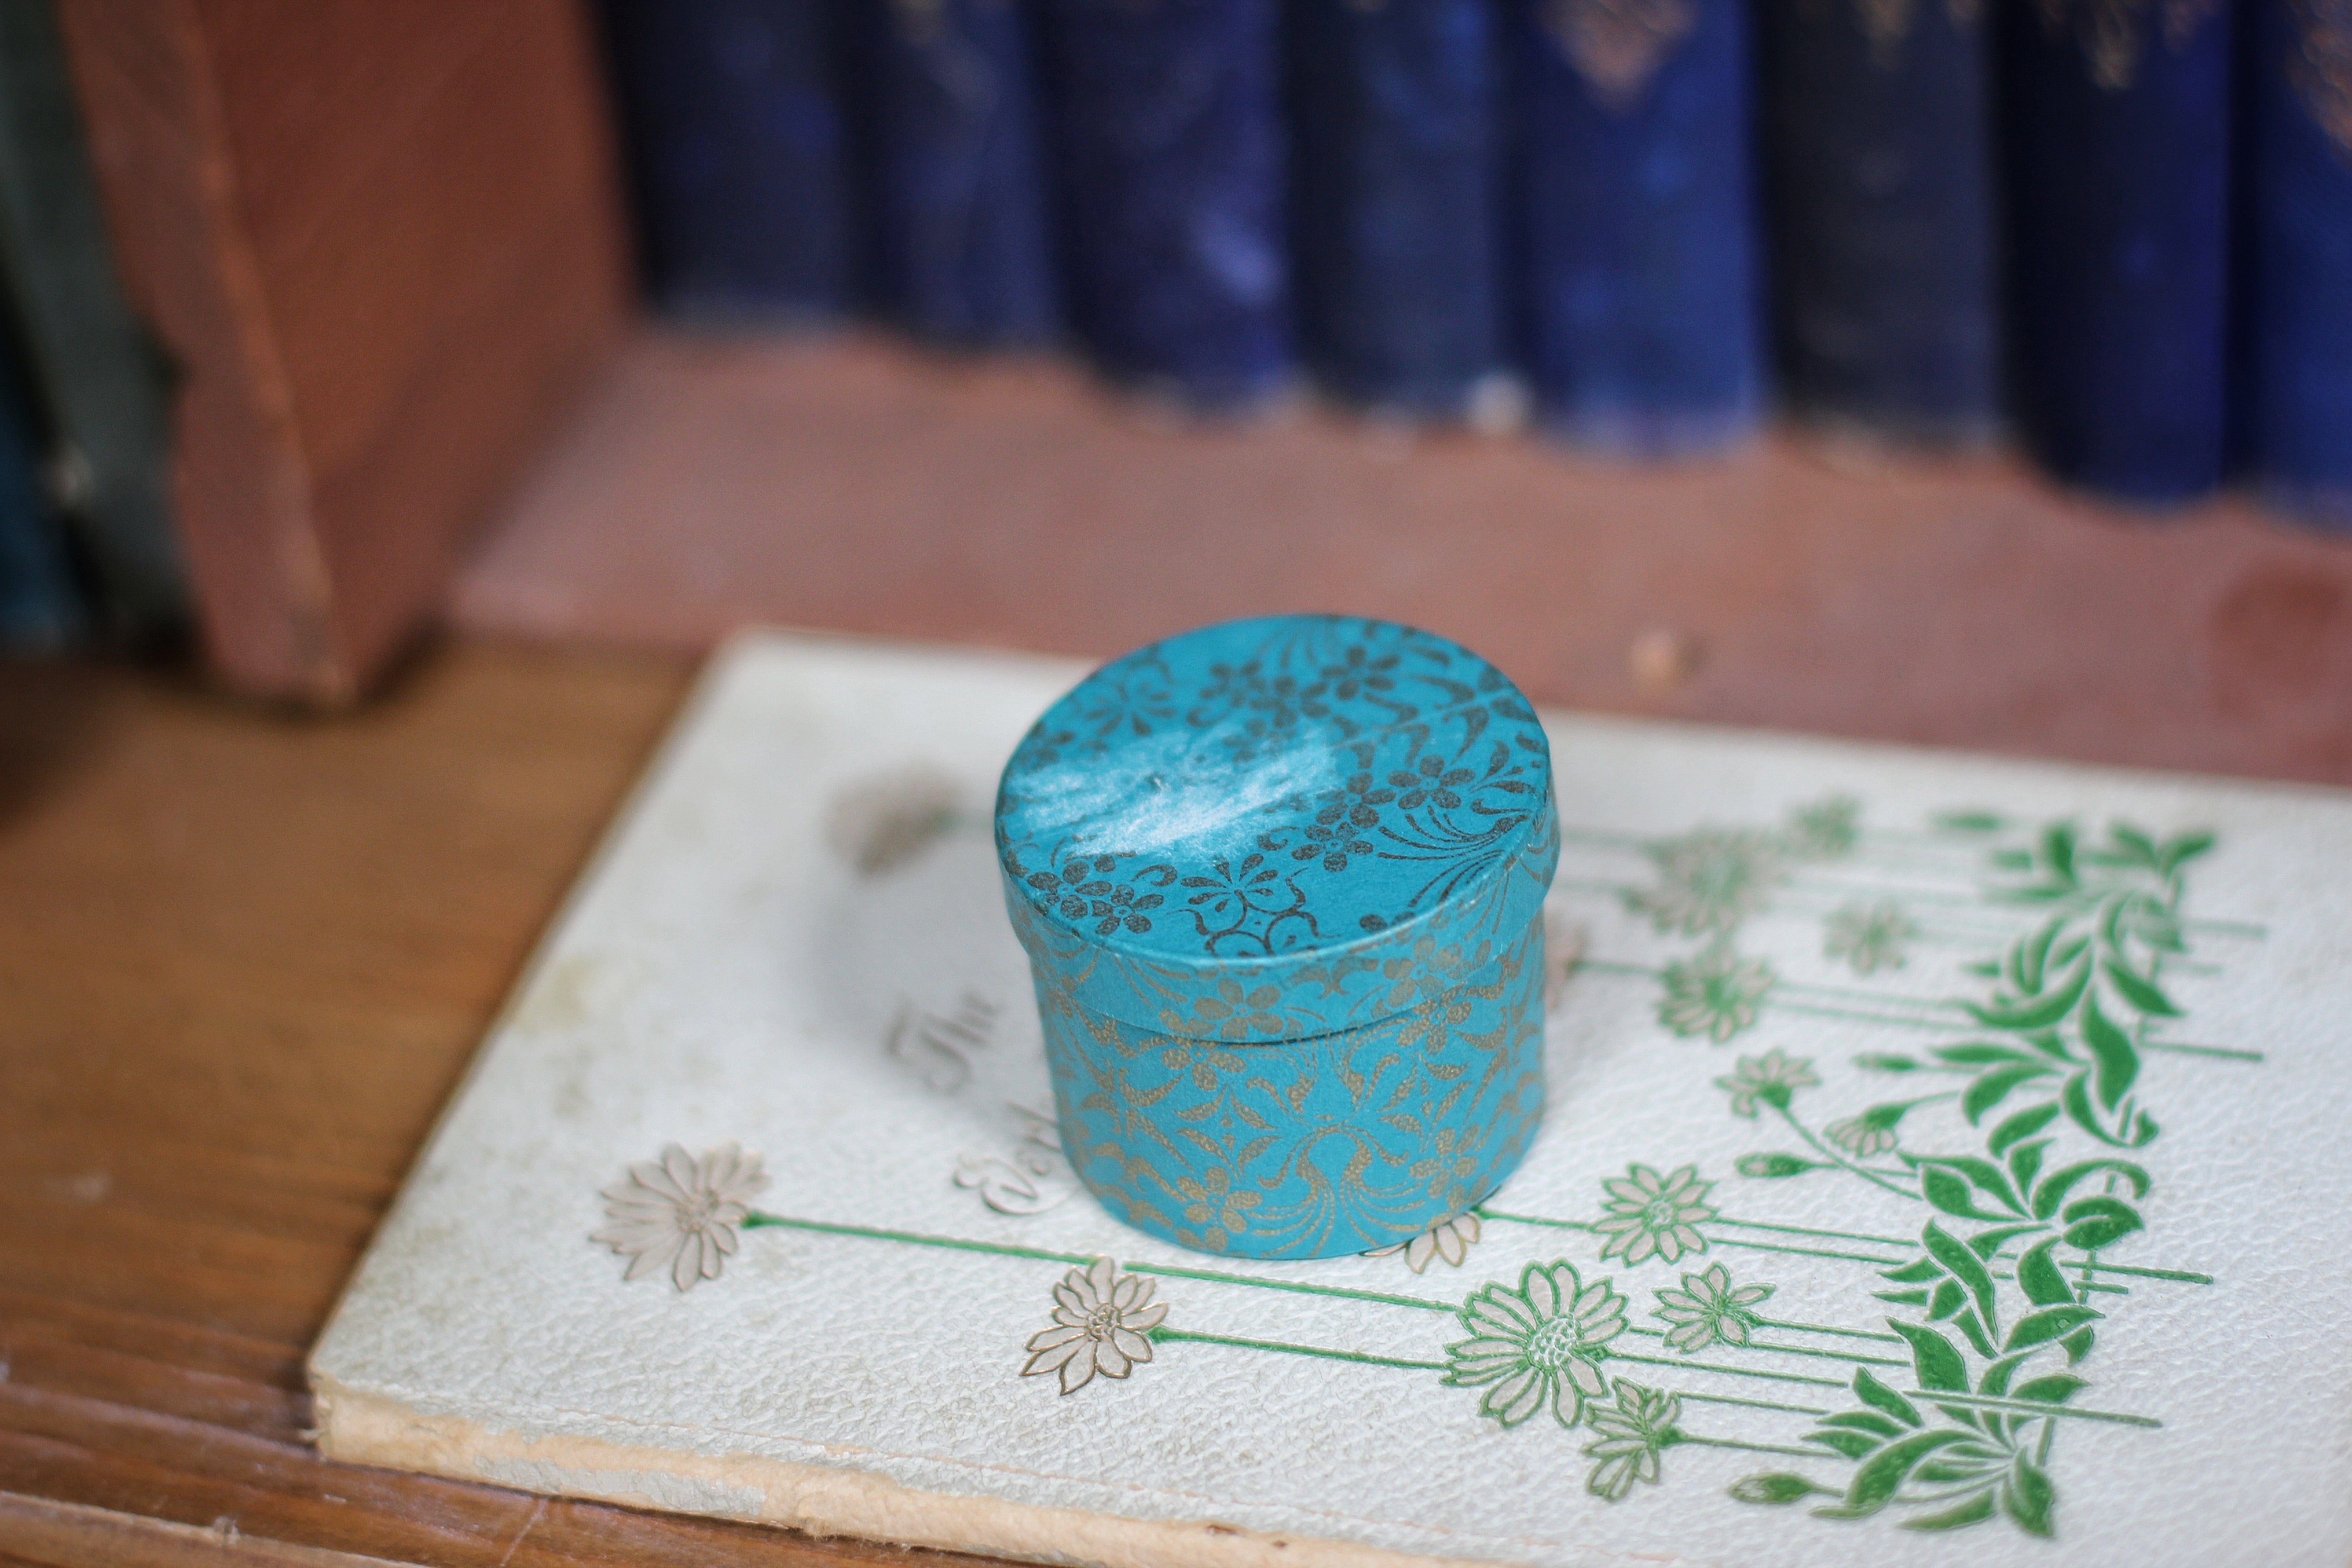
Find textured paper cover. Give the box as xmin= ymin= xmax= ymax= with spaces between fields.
xmin=311 ymin=631 xmax=2352 ymax=1568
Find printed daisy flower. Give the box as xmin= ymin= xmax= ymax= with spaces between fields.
xmin=1368 ymin=1210 xmax=1482 ymax=1273
xmin=1713 ymin=1049 xmax=1818 ymax=1118
xmin=593 ymin=1143 xmax=769 ymax=1293
xmin=1656 ymin=942 xmax=1776 ymax=1043
xmin=1823 ymin=899 xmax=1915 ymax=975
xmin=1652 ymin=1264 xmax=1774 ymax=1352
xmin=1627 ymin=829 xmax=1786 ymax=936
xmin=1443 ymin=1262 xmax=1627 ymax=1429
xmin=1583 ymin=1381 xmax=1684 ymax=1501
xmin=1595 ymin=1163 xmax=1717 ymax=1266
xmin=1021 ymin=1259 xmax=1168 ymax=1395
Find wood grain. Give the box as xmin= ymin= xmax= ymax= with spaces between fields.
xmin=0 ymin=640 xmax=1006 ymax=1566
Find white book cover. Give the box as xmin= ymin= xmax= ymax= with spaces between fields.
xmin=311 ymin=631 xmax=2352 ymax=1568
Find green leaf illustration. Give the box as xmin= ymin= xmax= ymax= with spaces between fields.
xmin=1935 ymin=1042 xmax=2041 ymax=1067
xmin=1880 ymin=1256 xmax=1942 ymax=1284
xmin=2102 ymin=956 xmax=2180 ymax=1018
xmin=2005 ymin=1305 xmax=2103 ymax=1353
xmin=2079 ymin=993 xmax=2140 ymax=1111
xmin=2029 ymin=1158 xmax=2151 ymax=1218
xmin=2007 ymin=1137 xmax=2050 ymax=1200
xmin=1888 ymin=1319 xmax=1968 ymax=1392
xmin=2013 ymin=1374 xmax=2089 ymax=1405
xmin=1851 ymin=1368 xmax=1924 ymax=1428
xmin=1936 ymin=810 xmax=2007 ymax=833
xmin=2014 ymin=1239 xmax=2076 ymax=1307
xmin=1730 ymin=1473 xmax=1833 ymax=1505
xmin=1988 ymin=1103 xmax=2060 ymax=1155
xmin=1916 ymin=1154 xmax=2026 ymax=1212
xmin=1903 ymin=1490 xmax=1998 ymax=1532
xmin=2013 ymin=916 xmax=2065 ymax=995
xmin=1976 ymin=1351 xmax=2029 ymax=1397
xmin=1949 ymin=1308 xmax=1997 ymax=1359
xmin=1928 ymin=1279 xmax=1965 ymax=1320
xmin=1806 ymin=1428 xmax=1880 ymax=1460
xmin=2109 ymin=824 xmax=2160 ymax=867
xmin=1963 ymin=1064 xmax=2053 ymax=1124
xmin=1965 ymin=1223 xmax=2046 ymax=1259
xmin=1919 ymin=1168 xmax=1993 ymax=1222
xmin=2002 ymin=1458 xmax=2057 ymax=1537
xmin=1922 ymin=1222 xmax=1999 ymax=1331
xmin=1854 ymin=1053 xmax=1920 ymax=1072
xmin=2157 ymin=829 xmax=2215 ymax=877
xmin=1965 ymin=957 xmax=2089 ymax=1031
xmin=1873 ymin=1287 xmax=1931 ymax=1307
xmin=1736 ymin=1152 xmax=1818 ymax=1178
xmin=2043 ymin=824 xmax=2078 ymax=887
xmin=1819 ymin=1411 xmax=1908 ymax=1440
xmin=2061 ymin=1196 xmax=2145 ymax=1251
xmin=1816 ymin=1431 xmax=1979 ymax=1519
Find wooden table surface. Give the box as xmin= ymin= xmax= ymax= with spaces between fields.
xmin=0 ymin=638 xmax=1004 ymax=1567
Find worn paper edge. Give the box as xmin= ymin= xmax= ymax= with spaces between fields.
xmin=309 ymin=1378 xmax=1494 ymax=1568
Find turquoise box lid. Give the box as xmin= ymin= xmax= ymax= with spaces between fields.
xmin=995 ymin=615 xmax=1560 ymax=1257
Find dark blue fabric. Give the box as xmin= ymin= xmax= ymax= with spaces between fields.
xmin=2000 ymin=1 xmax=2232 ymax=505
xmin=1286 ymin=0 xmax=1503 ymax=418
xmin=2238 ymin=0 xmax=2352 ymax=523
xmin=1039 ymin=0 xmax=1294 ymax=410
xmin=1760 ymin=0 xmax=1999 ymax=445
xmin=0 ymin=342 xmax=77 ymax=652
xmin=598 ymin=0 xmax=860 ymax=323
xmin=1508 ymin=0 xmax=1763 ymax=454
xmin=862 ymin=0 xmax=1059 ymax=348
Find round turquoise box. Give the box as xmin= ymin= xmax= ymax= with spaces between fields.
xmin=994 ymin=615 xmax=1560 ymax=1259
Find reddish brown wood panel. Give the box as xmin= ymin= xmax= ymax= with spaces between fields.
xmin=457 ymin=330 xmax=2352 ymax=787
xmin=0 ymin=642 xmax=1009 ymax=1567
xmin=57 ymin=3 xmax=628 ymax=703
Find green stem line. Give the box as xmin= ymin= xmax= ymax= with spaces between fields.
xmin=1775 ymin=1105 xmax=1920 ymax=1200
xmin=1474 ymin=1207 xmax=1594 ymax=1233
xmin=2179 ymin=917 xmax=2266 ymax=939
xmin=1906 ymin=1391 xmax=2159 ymax=1429
xmin=1568 ymin=957 xmax=1659 ymax=980
xmin=1715 ymin=1216 xmax=1916 ymax=1249
xmin=1150 ymin=1327 xmax=1446 ymax=1373
xmin=1624 ymin=1324 xmax=1899 ymax=1367
xmin=1671 ymin=1390 xmax=1832 ymax=1417
xmin=1136 ymin=1260 xmax=1455 ymax=1314
xmin=1728 ymin=1338 xmax=1909 ymax=1370
xmin=1706 ymin=1235 xmax=1909 ymax=1267
xmin=1673 ymin=1434 xmax=1827 ymax=1460
xmin=1999 ymin=1271 xmax=2127 ymax=1296
xmin=2140 ymin=1041 xmax=2265 ymax=1063
xmin=1769 ymin=1000 xmax=1984 ymax=1034
xmin=1752 ymin=1317 xmax=1906 ymax=1345
xmin=743 ymin=1213 xmax=1460 ymax=1314
xmin=1607 ymin=1351 xmax=1846 ymax=1391
xmin=2073 ymin=1260 xmax=2214 ymax=1285
xmin=1775 ymin=981 xmax=1971 ymax=1014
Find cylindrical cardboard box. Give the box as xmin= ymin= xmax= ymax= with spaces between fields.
xmin=995 ymin=615 xmax=1559 ymax=1258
